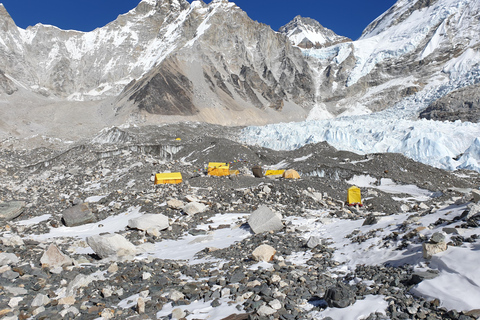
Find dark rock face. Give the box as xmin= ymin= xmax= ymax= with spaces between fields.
xmin=127 ymin=58 xmax=198 ymax=116
xmin=419 ymin=83 xmax=480 ymax=122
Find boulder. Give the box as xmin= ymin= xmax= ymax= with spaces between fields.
xmin=1 ymin=235 xmax=24 ymax=246
xmin=0 ymin=253 xmax=19 ymax=266
xmin=324 ymin=283 xmax=356 ymax=308
xmin=248 ymin=206 xmax=283 ymax=234
xmin=167 ymin=199 xmax=184 ymax=210
xmin=252 ymin=244 xmax=276 ymax=262
xmin=461 ymin=203 xmax=480 ymax=220
xmin=62 ymin=203 xmax=95 ymax=227
xmin=184 ymin=202 xmax=207 ymax=215
xmin=429 ymin=232 xmax=445 ymax=244
xmin=422 ymin=242 xmax=447 ymax=259
xmin=128 ymin=214 xmax=169 ymax=231
xmin=0 ymin=201 xmax=26 ymax=221
xmin=306 ymin=236 xmax=322 ymax=249
xmin=257 ymin=305 xmax=276 ymax=316
xmin=86 ymin=234 xmax=136 ymax=259
xmin=362 ymin=214 xmax=378 ymax=226
xmin=40 ymin=244 xmax=73 ymax=268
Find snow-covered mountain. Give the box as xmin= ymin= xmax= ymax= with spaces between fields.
xmin=0 ymin=0 xmax=479 ymax=165
xmin=279 ymin=16 xmax=350 ymax=49
xmin=0 ymin=0 xmax=314 ymax=128
xmin=241 ymin=0 xmax=480 ymax=172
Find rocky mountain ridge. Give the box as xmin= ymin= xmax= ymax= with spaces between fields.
xmin=0 ymin=0 xmax=479 ymax=145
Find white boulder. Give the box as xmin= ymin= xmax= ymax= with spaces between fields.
xmin=248 ymin=206 xmax=283 ymax=234
xmin=184 ymin=202 xmax=207 ymax=216
xmin=86 ymin=234 xmax=136 ymax=259
xmin=128 ymin=214 xmax=169 ymax=231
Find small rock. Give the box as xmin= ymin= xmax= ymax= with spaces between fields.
xmin=184 ymin=202 xmax=207 ymax=215
xmin=31 ymin=293 xmax=51 ymax=308
xmin=362 ymin=214 xmax=378 ymax=226
xmin=430 ymin=232 xmax=446 ymax=244
xmin=257 ymin=305 xmax=276 ymax=316
xmin=0 ymin=253 xmax=19 ymax=266
xmin=40 ymin=244 xmax=73 ymax=268
xmin=172 ymin=308 xmax=186 ymax=319
xmin=137 ymin=297 xmax=145 ymax=314
xmin=423 ymin=242 xmax=447 ymax=259
xmin=167 ymin=199 xmax=184 ymax=210
xmin=471 ymin=189 xmax=480 ymax=203
xmin=252 ymin=244 xmax=276 ymax=262
xmin=1 ymin=235 xmax=24 ymax=246
xmin=307 ymin=236 xmax=322 ymax=249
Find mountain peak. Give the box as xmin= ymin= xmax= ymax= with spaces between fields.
xmin=279 ymin=15 xmax=350 ymax=49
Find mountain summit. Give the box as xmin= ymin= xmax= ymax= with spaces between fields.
xmin=279 ymin=16 xmax=350 ymax=49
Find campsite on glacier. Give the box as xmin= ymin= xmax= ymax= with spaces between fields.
xmin=1 ymin=0 xmax=480 ymax=319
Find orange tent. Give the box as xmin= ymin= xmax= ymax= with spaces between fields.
xmin=283 ymin=169 xmax=300 ymax=179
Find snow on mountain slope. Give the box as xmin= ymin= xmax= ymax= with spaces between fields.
xmin=293 ymin=0 xmax=480 ymax=117
xmin=241 ymin=0 xmax=480 ymax=172
xmin=0 ymin=0 xmax=192 ymax=99
xmin=279 ymin=16 xmax=350 ymax=49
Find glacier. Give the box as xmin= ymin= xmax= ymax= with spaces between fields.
xmin=240 ymin=64 xmax=480 ymax=173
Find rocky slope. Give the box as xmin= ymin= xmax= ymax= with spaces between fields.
xmin=1 ymin=124 xmax=480 ymax=319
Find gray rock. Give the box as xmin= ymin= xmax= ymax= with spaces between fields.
xmin=0 ymin=252 xmax=19 ymax=266
xmin=248 ymin=206 xmax=283 ymax=234
xmin=324 ymin=283 xmax=356 ymax=308
xmin=0 ymin=201 xmax=25 ymax=220
xmin=429 ymin=232 xmax=445 ymax=244
xmin=362 ymin=214 xmax=378 ymax=226
xmin=62 ymin=202 xmax=95 ymax=227
xmin=31 ymin=293 xmax=51 ymax=308
xmin=472 ymin=189 xmax=480 ymax=203
xmin=306 ymin=236 xmax=322 ymax=249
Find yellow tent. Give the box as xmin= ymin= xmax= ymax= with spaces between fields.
xmin=283 ymin=169 xmax=300 ymax=179
xmin=208 ymin=162 xmax=230 ymax=177
xmin=154 ymin=172 xmax=183 ymax=185
xmin=265 ymin=170 xmax=285 ymax=177
xmin=347 ymin=186 xmax=362 ymax=205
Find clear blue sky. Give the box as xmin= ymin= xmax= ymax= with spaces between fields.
xmin=0 ymin=0 xmax=397 ymax=40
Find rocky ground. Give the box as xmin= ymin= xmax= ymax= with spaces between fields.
xmin=1 ymin=123 xmax=480 ymax=320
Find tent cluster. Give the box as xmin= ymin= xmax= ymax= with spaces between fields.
xmin=154 ymin=163 xmax=301 ymax=185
